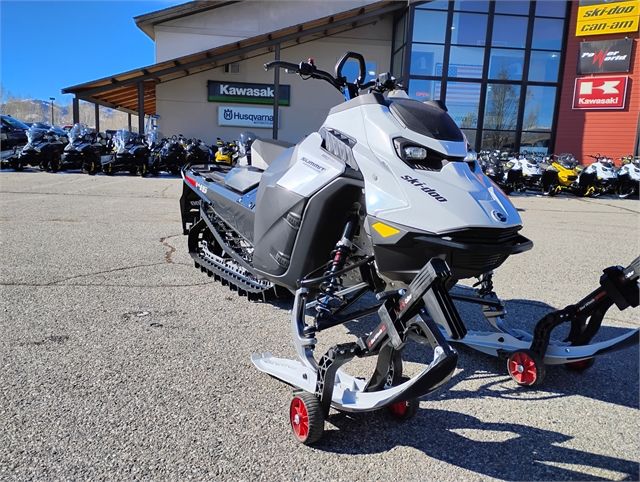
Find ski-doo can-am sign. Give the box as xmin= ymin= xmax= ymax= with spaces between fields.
xmin=218 ymin=105 xmax=280 ymax=128
xmin=208 ymin=80 xmax=290 ymax=106
xmin=576 ymin=0 xmax=640 ymax=36
xmin=578 ymin=38 xmax=633 ymax=74
xmin=572 ymin=76 xmax=628 ymax=109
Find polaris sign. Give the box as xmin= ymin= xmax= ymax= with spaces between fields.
xmin=578 ymin=38 xmax=633 ymax=74
xmin=208 ymin=80 xmax=290 ymax=106
xmin=217 ymin=105 xmax=280 ymax=129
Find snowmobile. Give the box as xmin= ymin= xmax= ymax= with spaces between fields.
xmin=502 ymin=154 xmax=543 ymax=192
xmin=541 ymin=153 xmax=580 ymax=196
xmin=579 ymin=154 xmax=617 ymax=197
xmin=15 ymin=123 xmax=51 ymax=170
xmin=616 ymin=156 xmax=640 ymax=199
xmin=58 ymin=124 xmax=107 ymax=174
xmin=184 ymin=138 xmax=212 ymax=165
xmin=478 ymin=150 xmax=510 ymax=194
xmin=179 ymin=52 xmax=639 ymax=445
xmin=102 ymin=130 xmax=149 ymax=176
xmin=214 ymin=137 xmax=239 ymax=165
xmin=149 ymin=134 xmax=186 ymax=175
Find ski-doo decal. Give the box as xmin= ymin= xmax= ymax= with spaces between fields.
xmin=400 ymin=175 xmax=447 ymax=202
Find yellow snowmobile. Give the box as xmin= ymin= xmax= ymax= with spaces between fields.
xmin=541 ymin=153 xmax=583 ymax=196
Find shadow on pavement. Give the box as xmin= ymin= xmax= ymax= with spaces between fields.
xmin=317 ymin=407 xmax=638 ymax=481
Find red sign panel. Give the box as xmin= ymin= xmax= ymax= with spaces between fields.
xmin=572 ymin=76 xmax=628 ymax=109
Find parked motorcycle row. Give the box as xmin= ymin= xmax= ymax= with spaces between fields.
xmin=0 ymin=117 xmax=243 ymax=177
xmin=477 ymin=150 xmax=640 ymax=199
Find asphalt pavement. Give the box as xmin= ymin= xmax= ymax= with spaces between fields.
xmin=0 ymin=171 xmax=638 ymax=481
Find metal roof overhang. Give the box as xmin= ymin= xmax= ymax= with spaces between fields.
xmin=61 ymin=1 xmax=405 ymax=116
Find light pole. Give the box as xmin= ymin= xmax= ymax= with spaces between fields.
xmin=49 ymin=97 xmax=55 ymax=126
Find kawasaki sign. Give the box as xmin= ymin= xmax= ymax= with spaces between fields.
xmin=208 ymin=80 xmax=290 ymax=106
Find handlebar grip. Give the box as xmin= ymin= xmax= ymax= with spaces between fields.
xmin=264 ymin=60 xmax=300 ymax=72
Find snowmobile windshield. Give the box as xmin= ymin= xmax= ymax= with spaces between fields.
xmin=67 ymin=124 xmax=87 ymax=143
xmin=48 ymin=126 xmax=66 ymax=137
xmin=2 ymin=115 xmax=29 ymax=130
xmin=114 ymin=130 xmax=138 ymax=150
xmin=388 ymin=99 xmax=464 ymax=142
xmin=558 ymin=155 xmax=577 ymax=169
xmin=26 ymin=126 xmax=47 ymax=143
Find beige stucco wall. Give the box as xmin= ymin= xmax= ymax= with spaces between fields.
xmin=154 ymin=0 xmax=376 ymax=62
xmin=155 ymin=18 xmax=393 ymax=144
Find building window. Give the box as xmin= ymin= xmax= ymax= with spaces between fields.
xmin=531 ymin=18 xmax=564 ymax=50
xmin=492 ymin=15 xmax=528 ymax=48
xmin=528 ymin=51 xmax=560 ymax=83
xmin=451 ymin=12 xmax=488 ymax=45
xmin=489 ymin=48 xmax=525 ymax=80
xmin=411 ymin=44 xmax=445 ymax=76
xmin=405 ymin=0 xmax=568 ymax=153
xmin=413 ymin=10 xmax=447 ymax=43
xmin=446 ymin=81 xmax=482 ymax=128
xmin=449 ymin=46 xmax=485 ymax=78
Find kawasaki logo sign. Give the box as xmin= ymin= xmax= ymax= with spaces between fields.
xmin=578 ymin=38 xmax=633 ymax=74
xmin=208 ymin=80 xmax=290 ymax=106
xmin=572 ymin=76 xmax=628 ymax=109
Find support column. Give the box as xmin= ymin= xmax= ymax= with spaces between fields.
xmin=94 ymin=103 xmax=100 ymax=132
xmin=137 ymin=81 xmax=145 ymax=134
xmin=128 ymin=113 xmax=132 ymax=132
xmin=272 ymin=44 xmax=280 ymax=140
xmin=72 ymin=97 xmax=80 ymax=124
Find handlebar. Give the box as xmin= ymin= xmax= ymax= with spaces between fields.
xmin=265 ymin=60 xmax=342 ymax=90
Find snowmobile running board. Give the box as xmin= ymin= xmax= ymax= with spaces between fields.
xmin=447 ymin=256 xmax=639 ymax=384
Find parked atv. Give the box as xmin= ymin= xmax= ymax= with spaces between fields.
xmin=102 ymin=130 xmax=149 ymax=176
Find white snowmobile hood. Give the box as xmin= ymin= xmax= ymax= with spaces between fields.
xmin=324 ymin=100 xmax=522 ymax=234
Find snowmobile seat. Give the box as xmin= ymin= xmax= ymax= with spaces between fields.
xmin=224 ymin=165 xmax=264 ymax=194
xmin=250 ymin=139 xmax=294 ymax=170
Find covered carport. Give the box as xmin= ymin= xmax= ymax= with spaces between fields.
xmin=61 ymin=0 xmax=405 ymax=138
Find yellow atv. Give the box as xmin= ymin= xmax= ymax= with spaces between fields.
xmin=214 ymin=137 xmax=238 ymax=165
xmin=541 ymin=153 xmax=582 ymax=196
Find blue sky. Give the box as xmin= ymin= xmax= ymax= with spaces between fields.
xmin=1 ymin=1 xmax=183 ymax=104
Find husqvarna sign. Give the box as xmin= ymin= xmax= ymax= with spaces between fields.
xmin=572 ymin=76 xmax=628 ymax=109
xmin=208 ymin=80 xmax=290 ymax=106
xmin=218 ymin=105 xmax=280 ymax=128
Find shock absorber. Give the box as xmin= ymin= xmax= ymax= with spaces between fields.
xmin=314 ymin=216 xmax=357 ymax=322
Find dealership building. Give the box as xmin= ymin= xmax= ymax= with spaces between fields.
xmin=63 ymin=0 xmax=640 ymax=160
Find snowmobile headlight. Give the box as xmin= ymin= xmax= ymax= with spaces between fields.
xmin=403 ymin=146 xmax=427 ymax=161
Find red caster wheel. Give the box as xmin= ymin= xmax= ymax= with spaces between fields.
xmin=387 ymin=398 xmax=419 ymax=421
xmin=507 ymin=350 xmax=545 ymax=386
xmin=289 ymin=392 xmax=324 ymax=445
xmin=565 ymin=358 xmax=595 ymax=371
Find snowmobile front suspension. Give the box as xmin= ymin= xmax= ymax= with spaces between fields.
xmin=252 ymin=257 xmax=463 ymax=444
